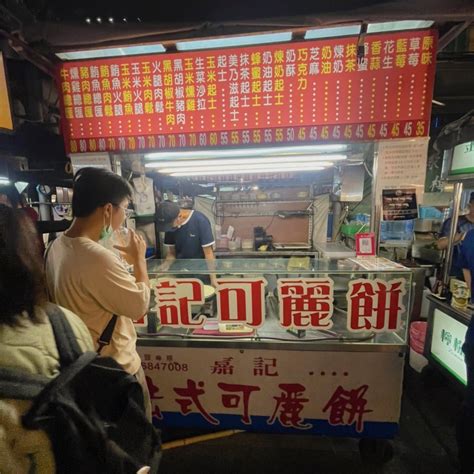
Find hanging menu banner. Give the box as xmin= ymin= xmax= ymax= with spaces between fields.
xmin=58 ymin=29 xmax=437 ymax=153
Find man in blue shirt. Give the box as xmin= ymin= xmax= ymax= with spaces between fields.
xmin=156 ymin=201 xmax=216 ymax=286
xmin=457 ymin=229 xmax=474 ymax=473
xmin=437 ymin=193 xmax=474 ymax=278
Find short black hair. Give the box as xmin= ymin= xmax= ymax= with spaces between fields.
xmin=0 ymin=204 xmax=46 ymax=326
xmin=0 ymin=183 xmax=21 ymax=208
xmin=72 ymin=167 xmax=132 ymax=218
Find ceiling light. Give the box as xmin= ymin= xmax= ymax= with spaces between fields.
xmin=145 ymin=144 xmax=347 ymax=161
xmin=176 ymin=32 xmax=293 ymax=52
xmin=96 ymin=17 xmax=102 ymax=23
xmin=146 ymin=154 xmax=347 ymax=169
xmin=305 ymin=25 xmax=361 ymax=40
xmin=432 ymin=99 xmax=446 ymax=106
xmin=123 ymin=17 xmax=127 ymax=22
xmin=0 ymin=177 xmax=10 ymax=184
xmin=56 ymin=43 xmax=166 ymax=60
xmin=367 ymin=20 xmax=434 ymax=33
xmin=85 ymin=17 xmax=91 ymax=24
xmin=160 ymin=161 xmax=334 ymax=174
xmin=169 ymin=164 xmax=327 ymax=177
xmin=108 ymin=17 xmax=114 ymax=23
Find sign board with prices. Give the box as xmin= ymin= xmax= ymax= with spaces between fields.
xmin=57 ymin=29 xmax=437 ymax=153
xmin=138 ymin=346 xmax=404 ymax=437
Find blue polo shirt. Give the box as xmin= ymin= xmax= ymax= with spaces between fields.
xmin=460 ymin=229 xmax=474 ymax=345
xmin=164 ymin=210 xmax=214 ymax=259
xmin=441 ymin=216 xmax=474 ymax=278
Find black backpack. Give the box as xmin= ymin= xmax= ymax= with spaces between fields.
xmin=0 ymin=305 xmax=162 ymax=473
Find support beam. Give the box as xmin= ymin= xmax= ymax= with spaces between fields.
xmin=437 ymin=21 xmax=472 ymax=53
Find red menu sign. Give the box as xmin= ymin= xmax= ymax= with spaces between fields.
xmin=58 ymin=29 xmax=436 ymax=153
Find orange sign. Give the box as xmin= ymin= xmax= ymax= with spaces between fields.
xmin=0 ymin=52 xmax=13 ymax=131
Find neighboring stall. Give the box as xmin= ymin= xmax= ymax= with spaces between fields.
xmin=53 ymin=22 xmax=438 ymax=461
xmin=424 ymin=123 xmax=474 ymax=388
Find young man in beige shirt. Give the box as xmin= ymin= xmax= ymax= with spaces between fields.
xmin=45 ymin=167 xmax=151 ymax=416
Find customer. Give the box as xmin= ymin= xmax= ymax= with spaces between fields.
xmin=0 ymin=204 xmax=93 ymax=473
xmin=0 ymin=182 xmax=44 ymax=254
xmin=45 ymin=167 xmax=151 ymax=417
xmin=457 ymin=229 xmax=474 ymax=473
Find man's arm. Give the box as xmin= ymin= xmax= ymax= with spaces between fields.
xmin=159 ymin=245 xmax=176 ymax=271
xmin=437 ymin=233 xmax=464 ymax=250
xmin=203 ymin=245 xmax=217 ymax=287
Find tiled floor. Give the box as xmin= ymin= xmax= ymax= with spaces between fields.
xmin=159 ymin=366 xmax=462 ymax=474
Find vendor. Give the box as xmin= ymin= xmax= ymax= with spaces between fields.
xmin=457 ymin=229 xmax=474 ymax=473
xmin=156 ymin=201 xmax=216 ymax=286
xmin=436 ymin=192 xmax=474 ymax=278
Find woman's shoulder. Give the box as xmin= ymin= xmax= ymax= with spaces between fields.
xmin=37 ymin=305 xmax=94 ymax=353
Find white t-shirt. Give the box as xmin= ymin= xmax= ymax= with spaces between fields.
xmin=45 ymin=235 xmax=150 ymax=374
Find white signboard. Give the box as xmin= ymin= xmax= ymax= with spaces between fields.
xmin=69 ymin=153 xmax=112 ymax=174
xmin=430 ymin=309 xmax=467 ymax=385
xmin=375 ymin=138 xmax=429 ymax=208
xmin=138 ymin=346 xmax=403 ymax=437
xmin=450 ymin=141 xmax=474 ymax=176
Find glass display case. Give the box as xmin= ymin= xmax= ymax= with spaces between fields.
xmin=137 ymin=257 xmax=412 ymax=441
xmin=140 ymin=257 xmax=412 ymax=348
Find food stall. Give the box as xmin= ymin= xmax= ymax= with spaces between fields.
xmin=54 ymin=22 xmax=438 ymax=461
xmin=140 ymin=256 xmax=412 ymax=460
xmin=423 ymin=121 xmax=474 ymax=388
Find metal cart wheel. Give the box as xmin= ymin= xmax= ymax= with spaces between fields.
xmin=358 ymin=438 xmax=394 ymax=464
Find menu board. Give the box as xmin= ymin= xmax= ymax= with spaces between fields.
xmin=57 ymin=29 xmax=437 ymax=153
xmin=375 ymin=137 xmax=429 ymax=209
xmin=382 ymin=188 xmax=418 ymax=221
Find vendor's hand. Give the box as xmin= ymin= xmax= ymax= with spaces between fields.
xmin=157 ymin=262 xmax=172 ymax=272
xmin=114 ymin=229 xmax=146 ymax=265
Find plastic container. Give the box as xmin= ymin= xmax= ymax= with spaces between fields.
xmin=409 ymin=321 xmax=428 ymax=372
xmin=380 ymin=220 xmax=414 ymax=241
xmin=419 ymin=206 xmax=444 ymax=219
xmin=410 ymin=321 xmax=427 ymax=348
xmin=341 ymin=222 xmax=369 ymax=237
xmin=409 ymin=348 xmax=429 ymax=373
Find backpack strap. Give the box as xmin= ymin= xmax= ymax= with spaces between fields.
xmin=45 ymin=304 xmax=84 ymax=368
xmin=97 ymin=314 xmax=118 ymax=355
xmin=43 ymin=240 xmax=55 ymax=301
xmin=0 ymin=368 xmax=49 ymax=399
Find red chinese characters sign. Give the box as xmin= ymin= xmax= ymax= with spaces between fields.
xmin=150 ymin=277 xmax=407 ymax=333
xmin=138 ymin=348 xmax=405 ymax=436
xmin=58 ymin=29 xmax=436 ymax=153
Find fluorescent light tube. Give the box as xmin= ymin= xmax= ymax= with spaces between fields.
xmin=305 ymin=25 xmax=361 ymax=40
xmin=146 ymin=154 xmax=347 ymax=169
xmin=145 ymin=144 xmax=347 ymax=161
xmin=176 ymin=32 xmax=293 ymax=52
xmin=56 ymin=43 xmax=166 ymax=60
xmin=160 ymin=161 xmax=334 ymax=174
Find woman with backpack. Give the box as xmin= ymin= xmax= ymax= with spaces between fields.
xmin=0 ymin=204 xmax=94 ymax=473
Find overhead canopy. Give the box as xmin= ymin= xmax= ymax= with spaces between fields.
xmin=15 ymin=0 xmax=474 ymax=51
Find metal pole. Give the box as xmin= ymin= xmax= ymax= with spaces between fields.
xmin=443 ymin=181 xmax=463 ymax=289
xmin=332 ymin=200 xmax=342 ymax=242
xmin=370 ymin=147 xmax=381 ymax=253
